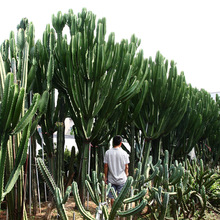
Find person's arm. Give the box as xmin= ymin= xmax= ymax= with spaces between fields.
xmin=104 ymin=163 xmax=108 ymax=183
xmin=125 ymin=164 xmax=129 ymax=177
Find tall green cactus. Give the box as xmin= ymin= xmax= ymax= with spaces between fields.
xmin=52 ymin=8 xmax=148 ymax=203
xmin=36 ymin=157 xmax=71 ymax=220
xmin=134 ymin=52 xmax=189 ymax=166
xmin=0 ymin=71 xmax=40 ymax=205
xmin=163 ymin=86 xmax=220 ymax=160
xmin=0 ymin=20 xmax=47 ymax=218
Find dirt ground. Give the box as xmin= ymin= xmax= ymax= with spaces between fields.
xmin=0 ymin=197 xmax=220 ymax=219
xmin=0 ymin=197 xmax=97 ymax=219
xmin=0 ymin=197 xmax=147 ymax=219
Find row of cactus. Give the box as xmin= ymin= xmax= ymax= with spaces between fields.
xmin=115 ymin=52 xmax=220 ymax=169
xmin=163 ymin=87 xmax=220 ymax=160
xmin=36 ymin=158 xmax=148 ymax=220
xmin=73 ymin=174 xmax=148 ymax=220
xmin=36 ymin=148 xmax=219 ymax=220
xmin=50 ymin=8 xmax=149 ymax=203
xmin=0 ymin=17 xmax=56 ymax=218
xmin=131 ymin=150 xmax=219 ymax=219
xmin=47 ymin=9 xmax=220 ymax=212
xmin=1 ymin=8 xmax=220 ymax=219
xmin=0 ymin=64 xmax=40 ymax=206
xmin=114 ymin=52 xmax=190 ymax=175
xmin=0 ymin=19 xmax=38 ymax=220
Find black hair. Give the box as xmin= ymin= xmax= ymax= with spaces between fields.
xmin=113 ymin=135 xmax=122 ymax=147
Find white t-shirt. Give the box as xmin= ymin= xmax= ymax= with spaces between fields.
xmin=104 ymin=147 xmax=130 ymax=185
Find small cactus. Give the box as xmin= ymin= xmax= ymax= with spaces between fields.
xmin=72 ymin=174 xmax=147 ymax=220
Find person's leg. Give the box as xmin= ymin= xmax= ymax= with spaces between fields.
xmin=108 ymin=184 xmax=117 ymax=207
xmin=108 ymin=184 xmax=125 ymax=206
xmin=116 ymin=184 xmax=125 ymax=196
xmin=111 ymin=184 xmax=125 ymax=207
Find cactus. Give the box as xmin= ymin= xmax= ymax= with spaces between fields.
xmin=154 ymin=191 xmax=169 ymax=220
xmin=0 ymin=22 xmax=44 ymax=218
xmin=0 ymin=71 xmax=40 ymax=206
xmin=72 ymin=174 xmax=147 ymax=220
xmin=36 ymin=157 xmax=71 ymax=220
xmin=52 ymin=8 xmax=148 ymax=203
xmin=129 ymin=150 xmax=216 ymax=219
xmin=134 ymin=53 xmax=189 ymax=162
xmin=72 ymin=181 xmax=96 ymax=220
xmin=117 ymin=199 xmax=147 ymax=217
xmin=164 ymin=86 xmax=220 ymax=161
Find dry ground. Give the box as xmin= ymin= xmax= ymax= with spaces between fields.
xmin=0 ymin=197 xmax=220 ymax=219
xmin=0 ymin=197 xmax=96 ymax=219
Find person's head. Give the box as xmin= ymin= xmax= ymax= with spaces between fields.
xmin=113 ymin=135 xmax=122 ymax=147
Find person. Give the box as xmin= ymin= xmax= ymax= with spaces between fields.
xmin=104 ymin=135 xmax=129 ymax=206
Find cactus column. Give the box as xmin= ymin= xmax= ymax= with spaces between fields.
xmin=0 ymin=71 xmax=40 ymax=206
xmin=134 ymin=52 xmax=189 ymax=166
xmin=52 ymin=8 xmax=148 ymax=204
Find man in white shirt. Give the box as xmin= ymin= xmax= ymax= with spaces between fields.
xmin=104 ymin=135 xmax=130 ymax=206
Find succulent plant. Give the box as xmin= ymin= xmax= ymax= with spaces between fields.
xmin=36 ymin=157 xmax=71 ymax=220
xmin=72 ymin=174 xmax=147 ymax=220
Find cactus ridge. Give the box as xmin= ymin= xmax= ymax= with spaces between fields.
xmin=11 ymin=88 xmax=25 ymax=128
xmin=72 ymin=181 xmax=96 ymax=220
xmin=0 ymin=73 xmax=14 ymax=132
xmin=0 ymin=135 xmax=9 ymax=203
xmin=123 ymin=188 xmax=147 ymax=204
xmin=85 ymin=179 xmax=99 ymax=205
xmin=3 ymin=84 xmax=15 ymax=130
xmin=5 ymin=84 xmax=19 ymax=131
xmin=160 ymin=192 xmax=169 ymax=220
xmin=109 ymin=186 xmax=117 ymax=200
xmin=13 ymin=93 xmax=40 ymax=134
xmin=36 ymin=157 xmax=56 ymax=194
xmin=0 ymin=53 xmax=6 ymax=97
xmin=117 ymin=199 xmax=148 ymax=217
xmin=62 ymin=186 xmax=72 ymax=204
xmin=39 ymin=90 xmax=49 ymax=115
xmin=46 ymin=55 xmax=54 ymax=90
xmin=55 ymin=187 xmax=68 ymax=220
xmin=37 ymin=158 xmax=71 ymax=219
xmin=4 ymin=123 xmax=31 ymax=196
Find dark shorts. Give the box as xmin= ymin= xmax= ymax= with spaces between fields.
xmin=108 ymin=183 xmax=125 ymax=199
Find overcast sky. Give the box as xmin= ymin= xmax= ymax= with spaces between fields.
xmin=0 ymin=0 xmax=219 ymax=93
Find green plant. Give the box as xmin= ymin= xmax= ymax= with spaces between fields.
xmin=36 ymin=157 xmax=71 ymax=220
xmin=131 ymin=150 xmax=217 ymax=220
xmin=52 ymin=8 xmax=148 ymax=203
xmin=72 ymin=175 xmax=147 ymax=220
xmin=0 ymin=71 xmax=40 ymax=205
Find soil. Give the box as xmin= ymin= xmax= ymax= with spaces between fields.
xmin=0 ymin=197 xmax=220 ymax=219
xmin=0 ymin=197 xmax=96 ymax=219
